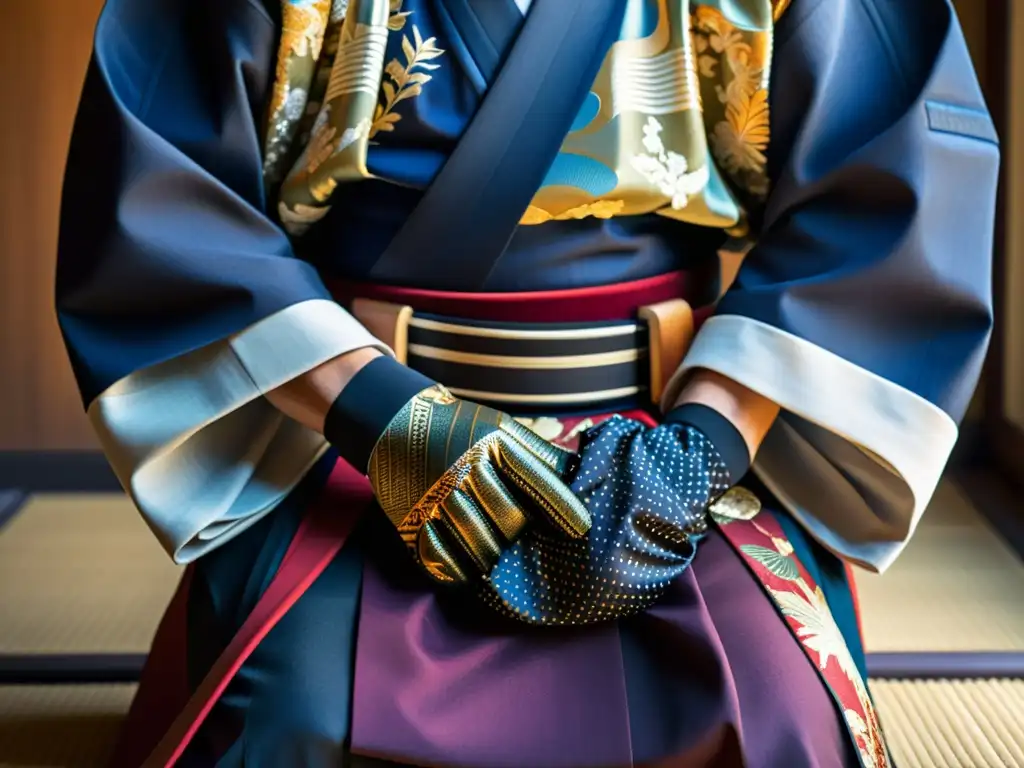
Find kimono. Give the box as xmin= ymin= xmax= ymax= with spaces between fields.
xmin=55 ymin=0 xmax=997 ymax=765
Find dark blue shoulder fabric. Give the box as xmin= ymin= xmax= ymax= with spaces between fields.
xmin=56 ymin=0 xmax=332 ymax=405
xmin=717 ymin=0 xmax=998 ymax=422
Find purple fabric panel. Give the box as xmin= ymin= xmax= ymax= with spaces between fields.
xmin=350 ymin=526 xmax=854 ymax=767
xmin=692 ymin=533 xmax=853 ymax=767
xmin=351 ymin=554 xmax=634 ymax=767
xmin=632 ymin=531 xmax=852 ymax=767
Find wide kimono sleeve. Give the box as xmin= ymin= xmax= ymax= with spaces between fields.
xmin=661 ymin=0 xmax=998 ymax=572
xmin=55 ymin=0 xmax=390 ymax=563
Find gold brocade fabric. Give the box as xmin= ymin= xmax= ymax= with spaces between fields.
xmin=366 ymin=385 xmax=590 ymax=585
xmin=265 ymin=0 xmax=791 ymax=238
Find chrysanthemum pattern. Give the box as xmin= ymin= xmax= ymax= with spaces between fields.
xmin=692 ymin=5 xmax=773 ymax=202
xmin=264 ymin=1 xmax=786 ymax=234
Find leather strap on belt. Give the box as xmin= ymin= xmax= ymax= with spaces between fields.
xmin=638 ymin=300 xmax=695 ymax=404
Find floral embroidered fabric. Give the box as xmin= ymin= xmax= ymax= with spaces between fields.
xmin=712 ymin=492 xmax=892 ymax=768
xmin=264 ymin=0 xmax=791 ymax=239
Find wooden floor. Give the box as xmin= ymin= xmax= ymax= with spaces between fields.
xmin=0 ymin=477 xmax=1022 ymax=766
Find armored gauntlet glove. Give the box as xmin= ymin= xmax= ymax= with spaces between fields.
xmin=325 ymin=356 xmax=590 ymax=585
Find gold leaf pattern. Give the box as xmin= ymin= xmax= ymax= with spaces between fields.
xmin=520 ymin=199 xmax=626 ymax=225
xmin=369 ymin=23 xmax=445 ymax=139
xmin=388 ymin=0 xmax=411 ymax=29
xmin=269 ymin=0 xmax=332 ymax=120
xmin=520 ymin=206 xmax=554 ymax=225
xmin=711 ymin=88 xmax=770 ymax=175
xmin=263 ymin=0 xmax=334 ymax=185
xmin=306 ymin=124 xmax=338 ymax=175
xmin=563 ymin=200 xmax=626 ymax=219
xmin=693 ymin=5 xmax=773 ymax=201
xmin=693 ymin=7 xmax=751 ymax=63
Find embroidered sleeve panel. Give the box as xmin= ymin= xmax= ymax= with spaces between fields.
xmin=263 ymin=0 xmax=786 ymax=237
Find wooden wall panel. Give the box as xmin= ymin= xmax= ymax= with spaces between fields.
xmin=949 ymin=0 xmax=989 ymax=431
xmin=0 ymin=1 xmax=105 ymax=450
xmin=955 ymin=0 xmax=988 ymax=87
xmin=1004 ymin=2 xmax=1024 ymax=431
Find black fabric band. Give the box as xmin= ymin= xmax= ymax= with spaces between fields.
xmin=323 ymin=356 xmax=434 ymax=473
xmin=665 ymin=403 xmax=751 ymax=483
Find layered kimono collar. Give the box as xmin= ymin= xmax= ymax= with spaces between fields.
xmin=263 ymin=0 xmax=792 ymax=239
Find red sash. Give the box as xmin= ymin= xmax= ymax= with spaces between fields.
xmin=714 ymin=502 xmax=890 ymax=768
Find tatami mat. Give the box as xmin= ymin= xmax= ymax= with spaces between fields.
xmin=855 ymin=480 xmax=1024 ymax=653
xmin=0 ymin=495 xmax=180 ymax=655
xmin=871 ymin=679 xmax=1024 ymax=767
xmin=0 ymin=684 xmax=135 ymax=768
xmin=2 ymin=480 xmax=1022 ymax=656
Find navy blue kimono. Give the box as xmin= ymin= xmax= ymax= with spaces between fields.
xmin=56 ymin=0 xmax=997 ymax=765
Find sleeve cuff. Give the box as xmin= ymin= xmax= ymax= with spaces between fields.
xmin=665 ymin=403 xmax=751 ymax=482
xmin=324 ymin=355 xmax=435 ymax=472
xmin=660 ymin=314 xmax=959 ymax=573
xmin=88 ymin=299 xmax=392 ymax=563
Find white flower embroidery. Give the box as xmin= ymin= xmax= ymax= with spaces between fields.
xmin=641 ymin=117 xmax=665 ymax=154
xmin=630 ymin=117 xmax=710 ymax=210
xmin=330 ymin=0 xmax=349 ymax=23
xmin=284 ymin=87 xmax=308 ymax=121
xmin=770 ymin=580 xmax=861 ymax=685
xmin=338 ymin=117 xmax=372 ymax=153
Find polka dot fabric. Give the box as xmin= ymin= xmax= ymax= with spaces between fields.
xmin=483 ymin=415 xmax=732 ymax=626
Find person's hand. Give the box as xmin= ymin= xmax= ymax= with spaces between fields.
xmin=485 ymin=408 xmax=748 ymax=626
xmin=297 ymin=354 xmax=589 ymax=586
xmin=368 ymin=384 xmax=590 ymax=585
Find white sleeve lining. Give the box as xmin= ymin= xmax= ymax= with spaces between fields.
xmin=661 ymin=314 xmax=959 ymax=573
xmin=87 ymin=299 xmax=392 ymax=563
